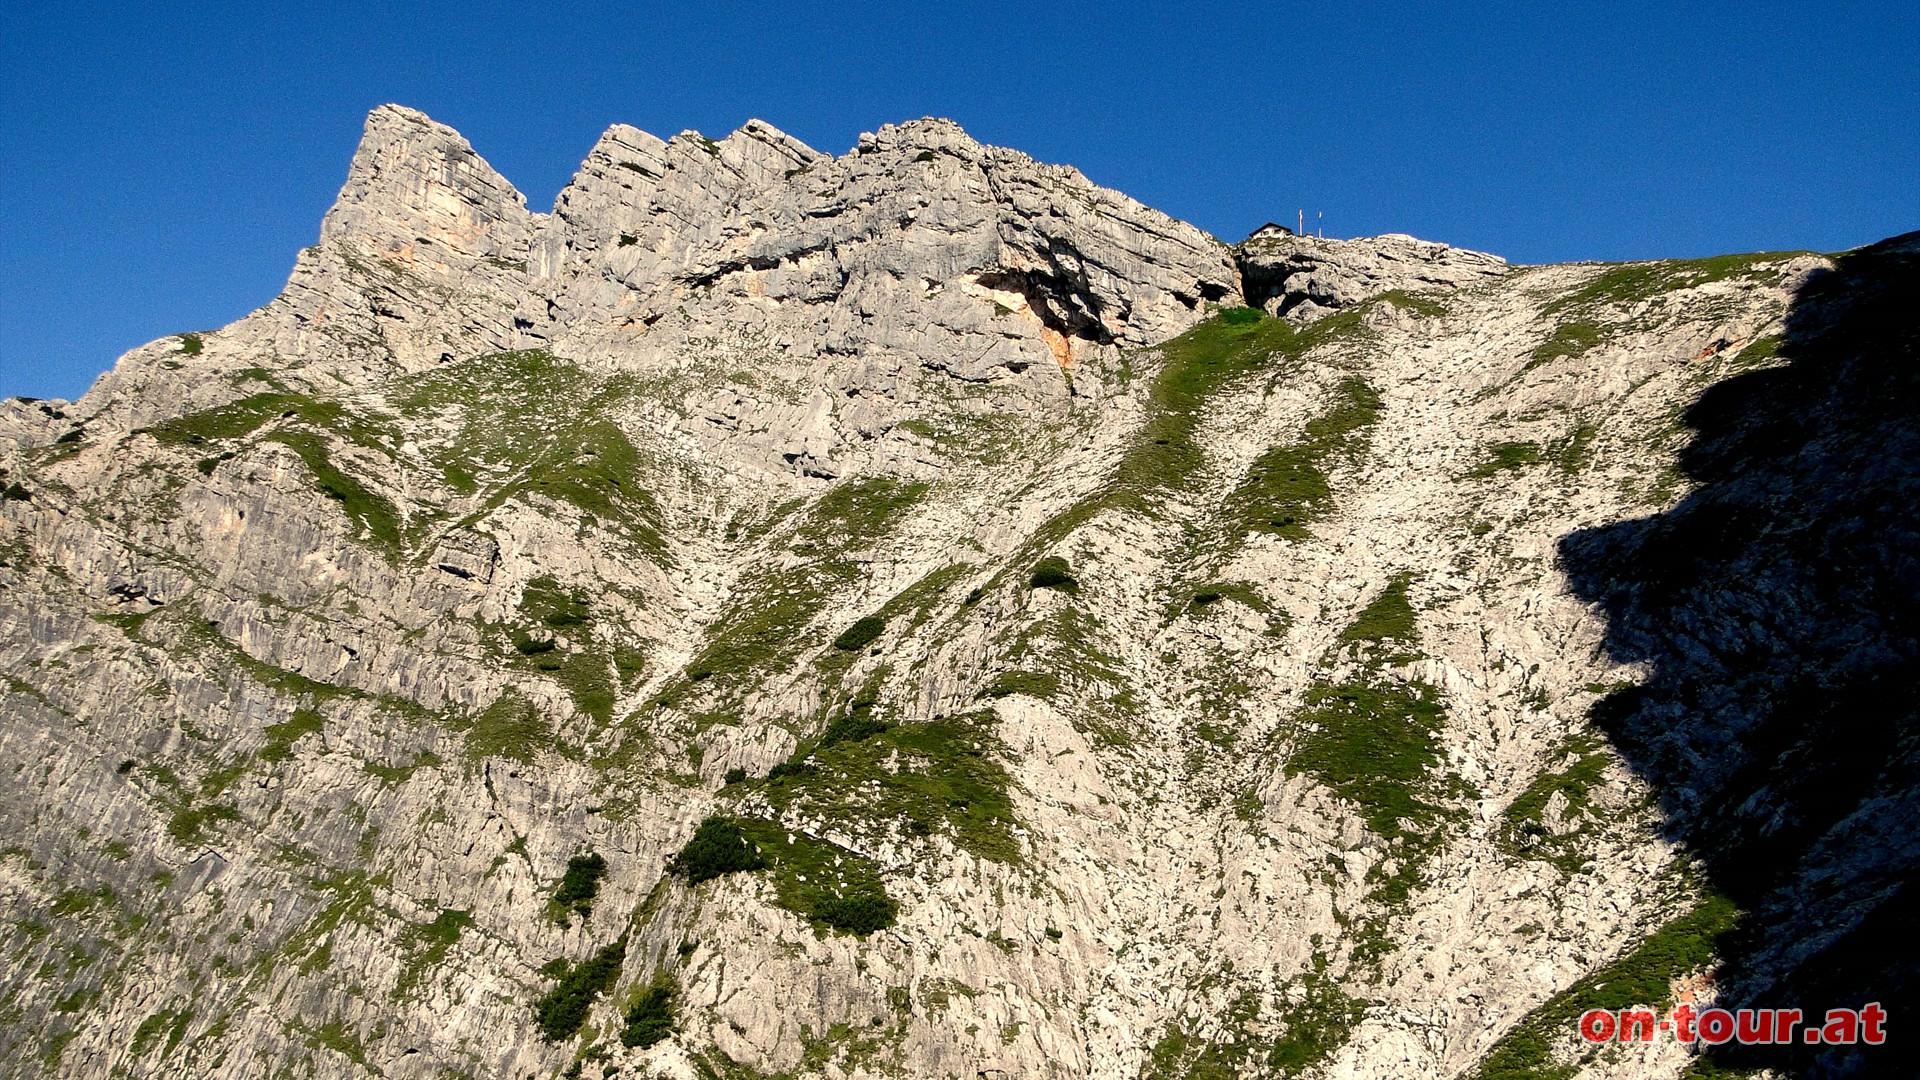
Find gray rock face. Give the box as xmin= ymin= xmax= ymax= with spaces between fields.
xmin=1236 ymin=230 xmax=1510 ymax=321
xmin=2 ymin=104 xmax=1905 ymax=1080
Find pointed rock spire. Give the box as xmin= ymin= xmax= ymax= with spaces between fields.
xmin=319 ymin=104 xmax=532 ymax=261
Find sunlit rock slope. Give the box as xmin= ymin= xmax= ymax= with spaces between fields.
xmin=2 ymin=104 xmax=1913 ymax=1080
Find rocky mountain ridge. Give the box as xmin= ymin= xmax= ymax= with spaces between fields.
xmin=1 ymin=105 xmax=1912 ymax=1080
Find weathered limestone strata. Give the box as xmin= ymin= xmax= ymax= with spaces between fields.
xmin=0 ymin=104 xmax=1902 ymax=1080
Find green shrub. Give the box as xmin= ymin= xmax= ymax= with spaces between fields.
xmin=723 ymin=766 xmax=747 ymax=785
xmin=813 ymin=889 xmax=896 ymax=934
xmin=620 ymin=976 xmax=677 ymax=1048
xmin=1029 ymin=556 xmax=1077 ymax=591
xmin=832 ymin=614 xmax=887 ymax=652
xmin=766 ymin=759 xmax=816 ymax=781
xmin=669 ymin=817 xmax=766 ymax=885
xmin=178 ymin=333 xmax=203 ymax=355
xmin=512 ymin=631 xmax=557 ymax=655
xmin=532 ymin=936 xmax=627 ymax=1041
xmin=1 ymin=483 xmax=30 ymax=501
xmin=552 ymin=853 xmax=608 ymax=917
xmin=819 ymin=704 xmax=888 ymax=747
xmin=913 ymin=150 xmax=936 ymax=162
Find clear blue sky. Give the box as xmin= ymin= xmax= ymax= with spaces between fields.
xmin=3 ymin=1 xmax=1915 ymax=401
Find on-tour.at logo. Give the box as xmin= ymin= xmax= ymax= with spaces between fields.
xmin=1578 ymin=1003 xmax=1888 ymax=1046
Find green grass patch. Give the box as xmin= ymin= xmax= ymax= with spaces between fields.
xmin=676 ymin=476 xmax=929 ymax=692
xmin=463 ymin=693 xmax=551 ymax=763
xmin=306 ymin=1020 xmax=373 ymax=1070
xmin=1337 ymin=574 xmax=1419 ymax=653
xmin=521 ymin=576 xmax=591 ymax=628
xmin=513 ymin=419 xmax=665 ymax=552
xmin=1226 ymin=376 xmax=1381 ymax=541
xmin=1141 ymin=990 xmax=1275 ymax=1080
xmin=512 ymin=631 xmax=556 ymax=654
xmin=395 ymin=908 xmax=471 ymax=996
xmin=964 ymin=309 xmax=1375 ymax=617
xmin=1470 ymin=892 xmax=1739 ymax=1080
xmin=1529 ymin=321 xmax=1605 ymax=367
xmin=1374 ymin=289 xmax=1449 ymax=318
xmin=1499 ymin=735 xmax=1610 ymax=873
xmin=983 ymin=670 xmax=1060 ymax=700
xmin=177 ymin=333 xmax=203 ymax=355
xmin=92 ymin=608 xmax=159 ymax=639
xmin=1545 ymin=253 xmax=1806 ymax=316
xmin=545 ymin=652 xmax=616 ymax=722
xmin=1288 ymin=677 xmax=1446 ymax=841
xmin=818 ymin=702 xmax=889 ymax=747
xmin=1122 ymin=309 xmax=1366 ymax=505
xmin=1466 ymin=441 xmax=1544 ymax=479
xmin=1268 ymin=974 xmax=1368 ymax=1076
xmin=734 ymin=820 xmax=897 ymax=935
xmin=166 ymin=803 xmax=240 ymax=845
xmin=760 ymin=708 xmax=1019 ymax=863
xmin=266 ymin=430 xmax=402 ymax=555
xmin=1553 ymin=422 xmax=1600 ymax=474
xmin=260 ymin=707 xmax=323 ymax=763
xmin=1727 ymin=334 xmax=1782 ymax=369
xmin=1187 ymin=581 xmax=1273 ymax=614
xmin=806 ymin=475 xmax=930 ymax=540
xmin=399 ymin=351 xmax=667 ymax=557
xmin=510 ymin=577 xmax=618 ymax=722
xmin=131 ymin=1007 xmax=194 ymax=1057
xmin=149 ymin=392 xmax=330 ymax=447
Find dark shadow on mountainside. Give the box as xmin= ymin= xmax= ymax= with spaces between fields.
xmin=1558 ymin=230 xmax=1920 ymax=1078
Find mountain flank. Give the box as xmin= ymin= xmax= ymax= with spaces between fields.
xmin=1 ymin=104 xmax=1913 ymax=1080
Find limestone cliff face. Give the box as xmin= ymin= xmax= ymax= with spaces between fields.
xmin=1 ymin=106 xmax=1912 ymax=1080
